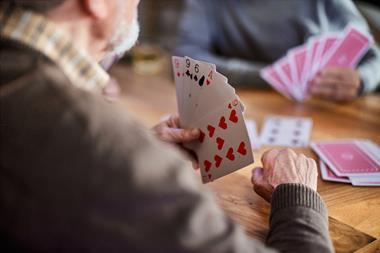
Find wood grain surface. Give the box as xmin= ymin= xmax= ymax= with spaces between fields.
xmin=110 ymin=60 xmax=380 ymax=253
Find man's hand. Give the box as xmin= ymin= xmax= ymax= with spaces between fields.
xmin=153 ymin=115 xmax=200 ymax=168
xmin=310 ymin=67 xmax=362 ymax=102
xmin=153 ymin=115 xmax=200 ymax=143
xmin=251 ymin=149 xmax=318 ymax=202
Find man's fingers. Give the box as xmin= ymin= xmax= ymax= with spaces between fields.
xmin=319 ymin=68 xmax=347 ymax=80
xmin=319 ymin=67 xmax=356 ymax=81
xmin=167 ymin=115 xmax=181 ymax=128
xmin=311 ymin=83 xmax=335 ymax=98
xmin=161 ymin=128 xmax=200 ymax=143
xmin=262 ymin=149 xmax=279 ymax=169
xmin=251 ymin=167 xmax=273 ymax=202
xmin=311 ymin=83 xmax=357 ymax=101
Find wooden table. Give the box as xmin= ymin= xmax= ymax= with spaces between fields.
xmin=110 ymin=61 xmax=380 ymax=253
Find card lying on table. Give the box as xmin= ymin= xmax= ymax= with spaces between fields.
xmin=312 ymin=139 xmax=380 ymax=186
xmin=172 ymin=56 xmax=254 ymax=183
xmin=320 ymin=161 xmax=380 ymax=186
xmin=260 ymin=116 xmax=313 ymax=147
xmin=260 ymin=24 xmax=374 ymax=102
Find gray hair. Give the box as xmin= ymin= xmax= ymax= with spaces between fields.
xmin=2 ymin=0 xmax=66 ymax=12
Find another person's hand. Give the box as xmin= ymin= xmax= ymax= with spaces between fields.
xmin=251 ymin=149 xmax=318 ymax=202
xmin=310 ymin=67 xmax=362 ymax=102
xmin=153 ymin=115 xmax=200 ymax=168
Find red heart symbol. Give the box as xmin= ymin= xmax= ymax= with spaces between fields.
xmin=214 ymin=155 xmax=223 ymax=168
xmin=207 ymin=125 xmax=215 ymax=138
xmin=177 ymin=72 xmax=181 ymax=77
xmin=237 ymin=141 xmax=247 ymax=155
xmin=216 ymin=137 xmax=225 ymax=150
xmin=206 ymin=79 xmax=210 ymax=85
xmin=226 ymin=148 xmax=235 ymax=161
xmin=204 ymin=160 xmax=212 ymax=172
xmin=218 ymin=117 xmax=228 ymax=130
xmin=228 ymin=103 xmax=232 ymax=109
xmin=198 ymin=130 xmax=205 ymax=143
xmin=229 ymin=109 xmax=238 ymax=123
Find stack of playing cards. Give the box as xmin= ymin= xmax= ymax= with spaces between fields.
xmin=260 ymin=25 xmax=374 ymax=101
xmin=172 ymin=56 xmax=254 ymax=183
xmin=311 ymin=140 xmax=380 ymax=186
xmin=260 ymin=116 xmax=313 ymax=147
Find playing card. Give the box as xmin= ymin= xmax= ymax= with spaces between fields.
xmin=349 ymin=176 xmax=380 ymax=187
xmin=260 ymin=116 xmax=313 ymax=147
xmin=190 ymin=99 xmax=254 ymax=183
xmin=288 ymin=46 xmax=308 ymax=100
xmin=320 ymin=160 xmax=380 ymax=186
xmin=302 ymin=37 xmax=320 ymax=91
xmin=313 ymin=34 xmax=340 ymax=74
xmin=181 ymin=57 xmax=215 ymax=127
xmin=321 ymin=26 xmax=372 ymax=69
xmin=320 ymin=160 xmax=350 ymax=183
xmin=260 ymin=66 xmax=293 ymax=100
xmin=274 ymin=57 xmax=294 ymax=95
xmin=190 ymin=68 xmax=237 ymax=123
xmin=245 ymin=119 xmax=261 ymax=150
xmin=311 ymin=140 xmax=380 ymax=177
xmin=172 ymin=56 xmax=184 ymax=118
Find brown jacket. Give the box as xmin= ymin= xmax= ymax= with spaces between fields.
xmin=0 ymin=37 xmax=333 ymax=252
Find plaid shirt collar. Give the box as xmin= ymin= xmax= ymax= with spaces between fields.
xmin=0 ymin=6 xmax=109 ymax=92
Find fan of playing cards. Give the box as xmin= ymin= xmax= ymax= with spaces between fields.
xmin=172 ymin=56 xmax=254 ymax=183
xmin=312 ymin=140 xmax=380 ymax=186
xmin=261 ymin=25 xmax=374 ymax=101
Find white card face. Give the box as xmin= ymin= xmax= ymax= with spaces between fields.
xmin=260 ymin=116 xmax=313 ymax=147
xmin=191 ymin=68 xmax=236 ymax=123
xmin=172 ymin=56 xmax=184 ymax=118
xmin=245 ymin=119 xmax=261 ymax=150
xmin=189 ymin=99 xmax=254 ymax=183
xmin=181 ymin=57 xmax=215 ymax=127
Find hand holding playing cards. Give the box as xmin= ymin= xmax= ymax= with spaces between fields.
xmin=252 ymin=149 xmax=318 ymax=202
xmin=153 ymin=115 xmax=200 ymax=168
xmin=310 ymin=67 xmax=362 ymax=102
xmin=153 ymin=115 xmax=200 ymax=143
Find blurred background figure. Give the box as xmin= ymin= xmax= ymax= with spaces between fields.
xmin=169 ymin=0 xmax=380 ymax=102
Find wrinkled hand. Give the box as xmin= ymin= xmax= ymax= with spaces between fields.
xmin=310 ymin=67 xmax=362 ymax=102
xmin=153 ymin=115 xmax=200 ymax=168
xmin=153 ymin=115 xmax=200 ymax=143
xmin=251 ymin=149 xmax=318 ymax=202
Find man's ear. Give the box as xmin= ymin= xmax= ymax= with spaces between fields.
xmin=82 ymin=0 xmax=110 ymax=20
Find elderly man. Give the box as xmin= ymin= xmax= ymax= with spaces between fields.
xmin=176 ymin=0 xmax=380 ymax=102
xmin=0 ymin=0 xmax=333 ymax=252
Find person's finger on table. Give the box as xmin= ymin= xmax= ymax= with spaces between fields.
xmin=310 ymin=67 xmax=362 ymax=102
xmin=251 ymin=148 xmax=318 ymax=202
